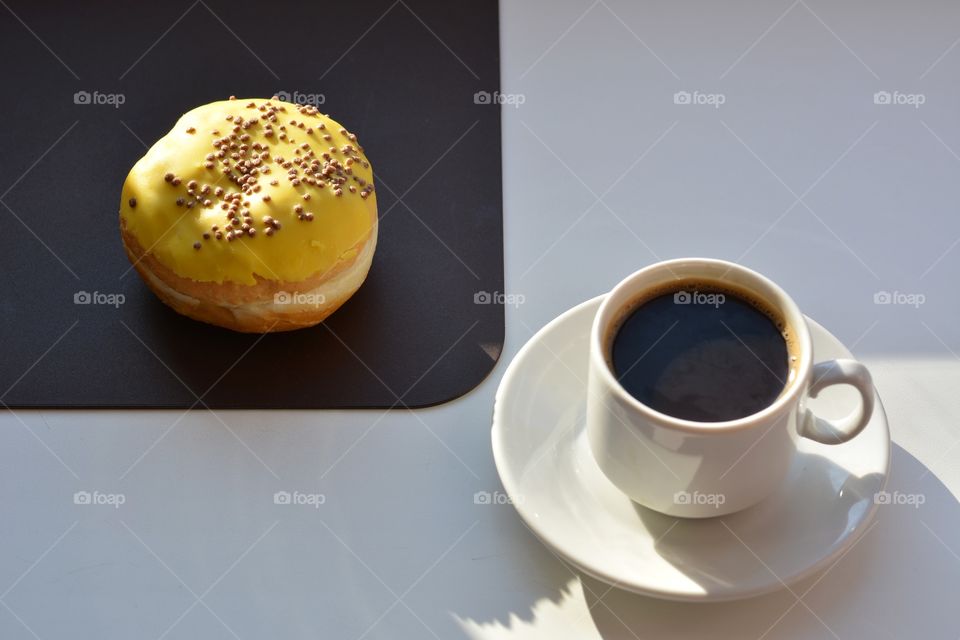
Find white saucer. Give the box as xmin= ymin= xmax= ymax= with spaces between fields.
xmin=492 ymin=296 xmax=890 ymax=602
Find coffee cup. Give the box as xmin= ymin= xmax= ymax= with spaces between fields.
xmin=586 ymin=258 xmax=875 ymax=517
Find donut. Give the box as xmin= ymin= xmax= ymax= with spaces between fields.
xmin=119 ymin=97 xmax=377 ymax=333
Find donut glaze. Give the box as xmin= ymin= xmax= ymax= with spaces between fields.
xmin=120 ymin=97 xmax=376 ymax=286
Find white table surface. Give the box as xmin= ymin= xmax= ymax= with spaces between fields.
xmin=3 ymin=0 xmax=960 ymax=638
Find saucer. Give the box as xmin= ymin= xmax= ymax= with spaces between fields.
xmin=492 ymin=296 xmax=890 ymax=601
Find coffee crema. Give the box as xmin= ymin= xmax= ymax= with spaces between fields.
xmin=607 ymin=278 xmax=800 ymax=422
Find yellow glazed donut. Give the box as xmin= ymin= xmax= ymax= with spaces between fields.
xmin=119 ymin=97 xmax=378 ymax=333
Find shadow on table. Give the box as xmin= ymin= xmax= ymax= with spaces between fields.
xmin=451 ymin=444 xmax=959 ymax=638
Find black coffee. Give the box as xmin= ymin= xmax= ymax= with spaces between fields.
xmin=610 ymin=281 xmax=792 ymax=422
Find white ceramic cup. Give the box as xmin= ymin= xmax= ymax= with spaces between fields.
xmin=586 ymin=258 xmax=875 ymax=518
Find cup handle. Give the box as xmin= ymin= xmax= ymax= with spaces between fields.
xmin=799 ymin=359 xmax=875 ymax=444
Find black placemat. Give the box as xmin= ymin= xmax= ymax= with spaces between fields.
xmin=0 ymin=0 xmax=503 ymax=408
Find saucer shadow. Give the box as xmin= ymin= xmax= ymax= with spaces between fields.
xmin=575 ymin=443 xmax=960 ymax=639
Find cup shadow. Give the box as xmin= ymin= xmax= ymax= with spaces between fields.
xmin=631 ymin=448 xmax=884 ymax=595
xmin=447 ymin=444 xmax=958 ymax=639
xmin=580 ymin=443 xmax=959 ymax=639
